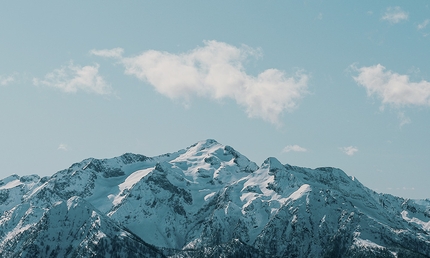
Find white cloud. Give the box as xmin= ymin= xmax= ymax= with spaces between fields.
xmin=381 ymin=6 xmax=408 ymax=24
xmin=0 ymin=73 xmax=16 ymax=86
xmin=33 ymin=62 xmax=111 ymax=95
xmin=58 ymin=144 xmax=68 ymax=151
xmin=340 ymin=146 xmax=358 ymax=156
xmin=398 ymin=111 xmax=411 ymax=127
xmin=105 ymin=40 xmax=308 ymax=124
xmin=90 ymin=48 xmax=124 ymax=59
xmin=418 ymin=19 xmax=430 ymax=30
xmin=282 ymin=145 xmax=307 ymax=153
xmin=353 ymin=64 xmax=430 ymax=107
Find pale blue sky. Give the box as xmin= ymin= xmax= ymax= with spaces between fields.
xmin=1 ymin=1 xmax=429 ymax=199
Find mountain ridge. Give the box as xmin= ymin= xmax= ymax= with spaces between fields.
xmin=0 ymin=139 xmax=429 ymax=257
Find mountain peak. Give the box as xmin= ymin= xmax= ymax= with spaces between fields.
xmin=262 ymin=156 xmax=284 ymax=171
xmin=187 ymin=138 xmax=221 ymax=151
xmin=0 ymin=140 xmax=429 ymax=257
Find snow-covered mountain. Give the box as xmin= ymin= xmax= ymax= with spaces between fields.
xmin=0 ymin=139 xmax=429 ymax=257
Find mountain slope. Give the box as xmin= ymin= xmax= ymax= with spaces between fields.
xmin=0 ymin=196 xmax=164 ymax=257
xmin=0 ymin=139 xmax=429 ymax=257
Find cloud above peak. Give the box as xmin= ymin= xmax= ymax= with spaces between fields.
xmin=90 ymin=48 xmax=124 ymax=59
xmin=417 ymin=19 xmax=430 ymax=30
xmin=340 ymin=146 xmax=358 ymax=156
xmin=33 ymin=62 xmax=112 ymax=95
xmin=282 ymin=145 xmax=307 ymax=153
xmin=94 ymin=41 xmax=309 ymax=124
xmin=0 ymin=73 xmax=17 ymax=86
xmin=381 ymin=6 xmax=408 ymax=24
xmin=353 ymin=64 xmax=430 ymax=107
xmin=57 ymin=144 xmax=68 ymax=151
xmin=398 ymin=111 xmax=411 ymax=127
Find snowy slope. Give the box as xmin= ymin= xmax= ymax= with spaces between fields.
xmin=0 ymin=139 xmax=429 ymax=257
xmin=0 ymin=196 xmax=164 ymax=257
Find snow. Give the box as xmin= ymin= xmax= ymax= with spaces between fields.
xmin=288 ymin=184 xmax=311 ymax=201
xmin=82 ymin=159 xmax=93 ymax=170
xmin=320 ymin=215 xmax=326 ymax=226
xmin=354 ymin=238 xmax=385 ymax=250
xmin=0 ymin=179 xmax=23 ymax=190
xmin=113 ymin=168 xmax=153 ymax=205
xmin=204 ymin=192 xmax=216 ymax=201
xmin=67 ymin=196 xmax=87 ymax=210
xmin=401 ymin=210 xmax=430 ymax=231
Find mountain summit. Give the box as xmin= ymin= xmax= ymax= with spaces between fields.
xmin=0 ymin=140 xmax=429 ymax=257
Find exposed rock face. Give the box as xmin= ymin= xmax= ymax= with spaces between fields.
xmin=0 ymin=139 xmax=429 ymax=257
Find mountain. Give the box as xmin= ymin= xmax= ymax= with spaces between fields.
xmin=0 ymin=139 xmax=429 ymax=257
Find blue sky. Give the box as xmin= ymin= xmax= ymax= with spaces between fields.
xmin=1 ymin=1 xmax=429 ymax=199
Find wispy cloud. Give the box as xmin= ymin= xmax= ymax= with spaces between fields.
xmin=417 ymin=19 xmax=430 ymax=30
xmin=398 ymin=111 xmax=411 ymax=127
xmin=93 ymin=41 xmax=309 ymax=124
xmin=58 ymin=144 xmax=68 ymax=151
xmin=353 ymin=64 xmax=430 ymax=107
xmin=33 ymin=62 xmax=111 ymax=95
xmin=381 ymin=6 xmax=408 ymax=24
xmin=340 ymin=146 xmax=358 ymax=156
xmin=0 ymin=73 xmax=17 ymax=86
xmin=90 ymin=48 xmax=124 ymax=59
xmin=282 ymin=145 xmax=307 ymax=153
